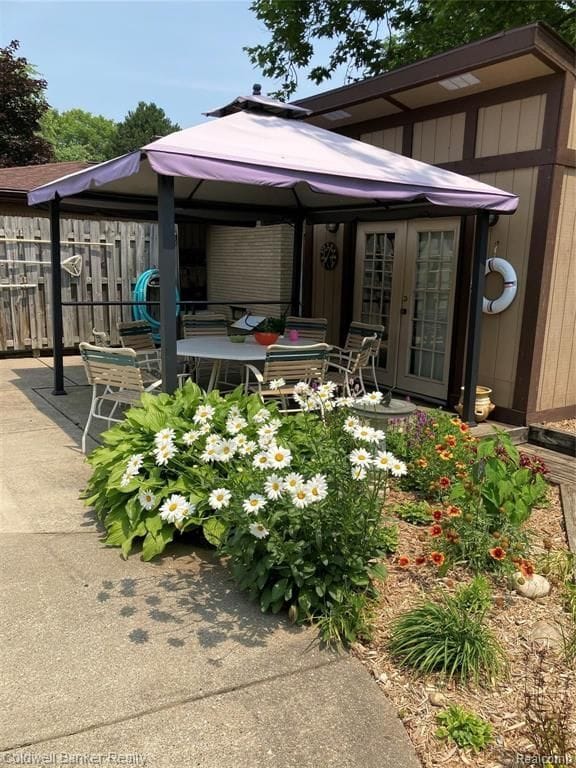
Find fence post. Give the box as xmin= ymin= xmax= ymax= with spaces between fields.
xmin=50 ymin=196 xmax=66 ymax=395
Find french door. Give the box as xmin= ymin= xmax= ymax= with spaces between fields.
xmin=354 ymin=219 xmax=460 ymax=400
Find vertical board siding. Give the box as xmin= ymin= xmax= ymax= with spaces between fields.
xmin=569 ymin=87 xmax=576 ymax=150
xmin=359 ymin=127 xmax=403 ymax=154
xmin=475 ymin=167 xmax=538 ymax=408
xmin=536 ymin=169 xmax=576 ymax=412
xmin=206 ymin=224 xmax=293 ymax=318
xmin=311 ymin=226 xmax=343 ymax=345
xmin=0 ymin=212 xmax=156 ymax=352
xmin=475 ymin=94 xmax=546 ymax=157
xmin=412 ymin=113 xmax=465 ymax=164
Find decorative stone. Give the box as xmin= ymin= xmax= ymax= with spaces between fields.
xmin=512 ymin=572 xmax=551 ymax=599
xmin=428 ymin=691 xmax=447 ymax=707
xmin=350 ymin=398 xmax=417 ymax=430
xmin=523 ymin=620 xmax=563 ymax=650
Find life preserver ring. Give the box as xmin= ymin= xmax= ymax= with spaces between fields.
xmin=483 ymin=258 xmax=517 ymax=314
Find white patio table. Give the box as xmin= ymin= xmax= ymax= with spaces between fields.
xmin=176 ymin=335 xmax=322 ymax=392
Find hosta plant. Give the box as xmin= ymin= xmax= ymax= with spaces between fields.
xmin=84 ymin=382 xmax=403 ymax=644
xmin=436 ymin=706 xmax=493 ymax=752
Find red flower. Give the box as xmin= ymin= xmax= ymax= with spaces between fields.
xmin=445 ymin=435 xmax=457 ymax=447
xmin=435 ymin=444 xmax=444 ymax=453
xmin=415 ymin=555 xmax=427 ymax=566
xmin=430 ymin=551 xmax=445 ymax=567
xmin=397 ymin=556 xmax=411 ymax=568
xmin=433 ymin=509 xmax=443 ymax=521
xmin=439 ymin=476 xmax=451 ymax=488
xmin=459 ymin=422 xmax=470 ymax=433
xmin=446 ymin=505 xmax=461 ymax=517
xmin=489 ymin=546 xmax=507 ymax=561
xmin=445 ymin=530 xmax=460 ymax=543
xmin=519 ymin=560 xmax=535 ymax=579
xmin=429 ymin=524 xmax=443 ymax=537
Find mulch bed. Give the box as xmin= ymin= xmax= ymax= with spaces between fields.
xmin=353 ymin=485 xmax=575 ymax=767
xmin=541 ymin=419 xmax=576 ymax=435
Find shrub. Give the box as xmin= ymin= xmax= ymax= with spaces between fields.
xmin=436 ymin=705 xmax=493 ymax=752
xmin=388 ymin=577 xmax=505 ymax=683
xmin=390 ymin=500 xmax=432 ymax=525
xmin=429 ymin=434 xmax=548 ymax=574
xmin=84 ymin=381 xmax=403 ymax=644
xmin=385 ymin=410 xmax=477 ymax=500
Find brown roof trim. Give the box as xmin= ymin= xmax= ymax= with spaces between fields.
xmin=295 ymin=23 xmax=574 ymax=116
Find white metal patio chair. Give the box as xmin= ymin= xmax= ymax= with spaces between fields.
xmin=244 ymin=343 xmax=330 ymax=411
xmin=336 ymin=321 xmax=385 ymax=389
xmin=327 ymin=335 xmax=376 ymax=398
xmin=180 ymin=312 xmax=232 ymax=386
xmin=79 ymin=342 xmax=162 ymax=454
xmin=117 ymin=319 xmax=162 ymax=382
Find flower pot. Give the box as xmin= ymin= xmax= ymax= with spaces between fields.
xmin=455 ymin=386 xmax=495 ymax=423
xmin=254 ymin=331 xmax=280 ymax=346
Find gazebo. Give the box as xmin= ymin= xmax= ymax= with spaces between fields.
xmin=28 ymin=94 xmax=518 ymax=423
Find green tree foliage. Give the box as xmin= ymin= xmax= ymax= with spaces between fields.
xmin=0 ymin=40 xmax=54 ymax=167
xmin=108 ymin=102 xmax=180 ymax=156
xmin=246 ymin=1 xmax=575 ymax=98
xmin=40 ymin=108 xmax=117 ymax=163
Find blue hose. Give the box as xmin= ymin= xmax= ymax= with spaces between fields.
xmin=132 ymin=268 xmax=180 ymax=343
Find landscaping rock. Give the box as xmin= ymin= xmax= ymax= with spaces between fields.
xmin=428 ymin=691 xmax=447 ymax=707
xmin=512 ymin=572 xmax=551 ymax=599
xmin=523 ymin=620 xmax=563 ymax=650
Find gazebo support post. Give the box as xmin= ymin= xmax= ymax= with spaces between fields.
xmin=462 ymin=211 xmax=490 ymax=425
xmin=157 ymin=174 xmax=178 ymax=393
xmin=290 ymin=216 xmax=304 ymax=315
xmin=50 ymin=196 xmax=66 ymax=396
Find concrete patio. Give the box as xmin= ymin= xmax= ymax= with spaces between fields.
xmin=0 ymin=355 xmax=421 ymax=767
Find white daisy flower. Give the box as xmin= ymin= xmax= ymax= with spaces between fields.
xmin=205 ymin=434 xmax=220 ymax=448
xmin=343 ymin=416 xmax=360 ymax=434
xmin=292 ymin=487 xmax=312 ymax=509
xmin=208 ymin=487 xmax=232 ymax=510
xmin=269 ymin=377 xmax=286 ymax=390
xmin=323 ymin=400 xmax=335 ymax=412
xmin=154 ymin=443 xmax=177 ymax=466
xmin=198 ymin=423 xmax=211 ymax=435
xmin=373 ymin=450 xmax=395 ymax=471
xmin=318 ymin=382 xmax=337 ymax=398
xmin=284 ymin=472 xmax=304 ymax=493
xmin=257 ymin=423 xmax=280 ymax=441
xmin=126 ymin=453 xmax=144 ymax=475
xmin=335 ymin=396 xmax=355 ymax=408
xmin=226 ymin=416 xmax=247 ymax=435
xmin=193 ymin=404 xmax=215 ymax=424
xmin=228 ymin=404 xmax=242 ymax=418
xmin=120 ymin=472 xmax=132 ymax=487
xmin=249 ymin=522 xmax=269 ymax=540
xmin=349 ymin=448 xmax=372 ymax=467
xmin=253 ymin=452 xmax=272 ymax=470
xmin=239 ymin=440 xmax=257 ymax=456
xmin=294 ymin=381 xmax=311 ymax=396
xmin=362 ymin=391 xmax=383 ymax=405
xmin=215 ymin=438 xmax=237 ymax=463
xmin=371 ymin=429 xmax=386 ymax=443
xmin=200 ymin=446 xmax=220 ymax=463
xmin=138 ymin=489 xmax=156 ymax=510
xmin=351 ymin=465 xmax=367 ymax=481
xmin=264 ymin=474 xmax=284 ymax=500
xmin=267 ymin=444 xmax=292 ymax=470
xmin=159 ymin=494 xmax=192 ymax=524
xmin=353 ymin=424 xmax=377 ymax=442
xmin=253 ymin=408 xmax=271 ymax=424
xmin=182 ymin=429 xmax=202 ymax=446
xmin=304 ymin=473 xmax=328 ymax=502
xmin=390 ymin=459 xmax=408 ymax=477
xmin=154 ymin=428 xmax=175 ymax=447
xmin=243 ymin=494 xmax=267 ymax=514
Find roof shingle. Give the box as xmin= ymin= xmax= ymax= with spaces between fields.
xmin=0 ymin=161 xmax=93 ymax=193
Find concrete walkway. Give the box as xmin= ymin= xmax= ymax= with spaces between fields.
xmin=0 ymin=356 xmax=421 ymax=768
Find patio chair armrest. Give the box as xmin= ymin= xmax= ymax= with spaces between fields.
xmin=244 ymin=363 xmax=264 ymax=384
xmin=326 ymin=361 xmax=351 ymax=375
xmin=144 ymin=379 xmax=163 ymax=392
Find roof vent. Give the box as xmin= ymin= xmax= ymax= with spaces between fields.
xmin=252 ymin=83 xmax=262 ymax=96
xmin=439 ymin=72 xmax=480 ymax=91
xmin=323 ymin=109 xmax=352 ymax=122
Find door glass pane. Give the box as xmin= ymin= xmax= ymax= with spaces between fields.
xmin=408 ymin=230 xmax=455 ymax=382
xmin=360 ymin=232 xmax=395 ymax=369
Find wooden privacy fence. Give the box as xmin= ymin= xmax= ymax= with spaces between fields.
xmin=0 ymin=215 xmax=157 ymax=352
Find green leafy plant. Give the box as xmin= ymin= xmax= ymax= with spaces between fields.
xmin=255 ymin=316 xmax=285 ymax=333
xmin=84 ymin=380 xmax=403 ymax=644
xmin=436 ymin=705 xmax=493 ymax=752
xmin=429 ymin=433 xmax=548 ymax=574
xmin=390 ymin=499 xmax=432 ymax=525
xmin=385 ymin=409 xmax=477 ymax=500
xmin=388 ymin=577 xmax=505 ymax=684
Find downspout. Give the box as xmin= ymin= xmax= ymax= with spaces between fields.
xmin=461 ymin=211 xmax=490 ymax=425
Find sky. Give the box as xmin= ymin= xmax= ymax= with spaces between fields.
xmin=1 ymin=0 xmax=340 ymax=128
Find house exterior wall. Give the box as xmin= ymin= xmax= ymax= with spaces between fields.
xmin=311 ymin=227 xmax=344 ymax=344
xmin=568 ymin=87 xmax=576 ymax=150
xmin=0 ymin=203 xmax=156 ymax=352
xmin=536 ymin=168 xmax=576 ymax=413
xmin=412 ymin=113 xmax=465 ymax=164
xmin=359 ymin=127 xmax=402 ymax=154
xmin=475 ymin=94 xmax=546 ymax=156
xmin=206 ymin=224 xmax=293 ymax=318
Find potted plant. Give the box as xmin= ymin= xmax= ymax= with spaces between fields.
xmin=253 ymin=316 xmax=285 ymax=346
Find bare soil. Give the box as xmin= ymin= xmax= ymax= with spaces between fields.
xmin=355 ymin=485 xmax=576 ymax=767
